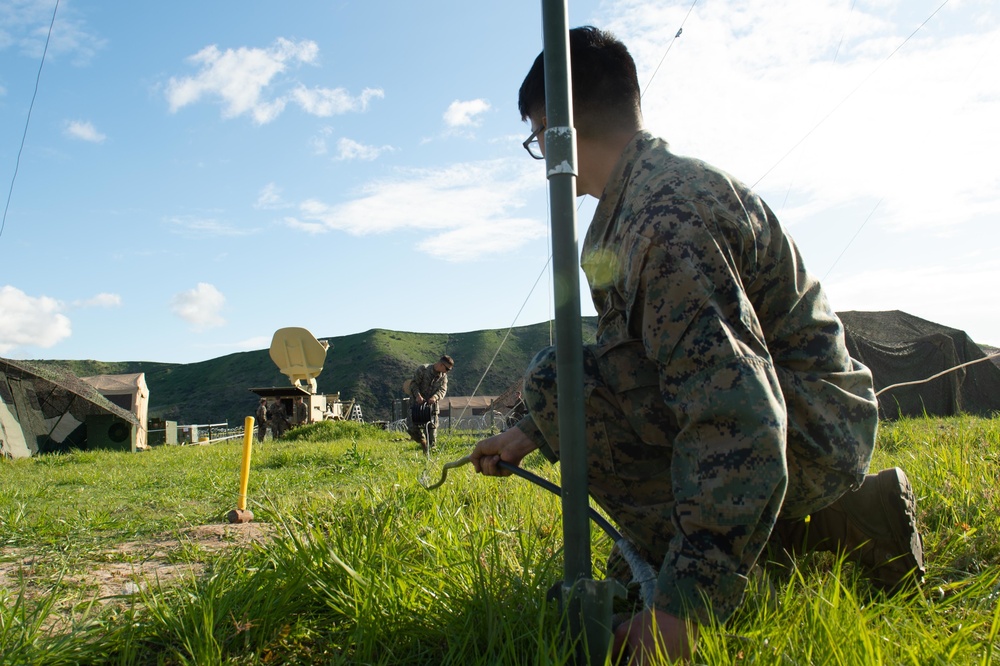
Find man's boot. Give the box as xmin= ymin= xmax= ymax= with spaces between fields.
xmin=770 ymin=467 xmax=924 ymax=593
xmin=426 ymin=423 xmax=436 ymax=450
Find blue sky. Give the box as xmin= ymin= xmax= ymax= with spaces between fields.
xmin=1 ymin=0 xmax=997 ymax=364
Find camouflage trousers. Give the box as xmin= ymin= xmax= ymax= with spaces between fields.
xmin=521 ymin=343 xmax=875 ymax=616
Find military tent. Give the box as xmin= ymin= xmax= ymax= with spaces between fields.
xmin=0 ymin=358 xmax=140 ymax=459
xmin=486 ymin=311 xmax=998 ymax=423
xmin=82 ymin=373 xmax=149 ymax=450
xmin=838 ymin=310 xmax=1000 ymax=419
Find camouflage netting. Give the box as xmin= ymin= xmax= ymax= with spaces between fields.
xmin=0 ymin=358 xmax=138 ymax=457
xmin=838 ymin=310 xmax=1000 ymax=419
xmin=488 ymin=311 xmax=999 ymax=423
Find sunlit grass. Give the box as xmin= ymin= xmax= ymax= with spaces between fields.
xmin=1 ymin=416 xmax=998 ymax=663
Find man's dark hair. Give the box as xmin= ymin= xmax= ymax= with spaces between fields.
xmin=440 ymin=354 xmax=454 ymax=367
xmin=518 ymin=26 xmax=641 ymax=136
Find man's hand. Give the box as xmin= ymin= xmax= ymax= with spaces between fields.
xmin=470 ymin=427 xmax=539 ymax=476
xmin=612 ymin=608 xmax=697 ymax=664
xmin=427 ymin=397 xmax=437 ymax=405
xmin=415 ymin=395 xmax=425 ymax=405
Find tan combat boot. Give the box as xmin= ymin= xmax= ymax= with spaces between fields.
xmin=770 ymin=467 xmax=925 ymax=592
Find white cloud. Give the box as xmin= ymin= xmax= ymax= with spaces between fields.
xmin=254 ymin=182 xmax=286 ymax=209
xmin=232 ymin=335 xmax=272 ymax=352
xmin=291 ymin=85 xmax=384 ymax=116
xmin=600 ymin=1 xmax=1000 ymax=235
xmin=0 ymin=286 xmax=72 ymax=353
xmin=169 ymin=283 xmax=226 ymax=331
xmin=335 ymin=137 xmax=394 ymax=161
xmin=165 ymin=38 xmax=383 ymax=125
xmin=282 ymin=158 xmax=547 ymax=261
xmin=73 ymin=293 xmax=121 ymax=308
xmin=166 ymin=215 xmax=257 ymax=237
xmin=64 ymin=120 xmax=106 ymax=143
xmin=0 ymin=0 xmax=105 ymax=64
xmin=443 ymin=98 xmax=491 ymax=128
xmin=283 ymin=216 xmax=327 ymax=234
xmin=309 ymin=126 xmax=334 ymax=155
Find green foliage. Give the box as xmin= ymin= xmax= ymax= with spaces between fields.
xmin=282 ymin=419 xmax=390 ymax=444
xmin=1 ymin=416 xmax=999 ymax=663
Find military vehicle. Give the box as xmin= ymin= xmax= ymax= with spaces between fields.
xmin=250 ymin=327 xmax=362 ymax=423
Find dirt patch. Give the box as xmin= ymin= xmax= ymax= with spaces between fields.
xmin=0 ymin=522 xmax=275 ymax=603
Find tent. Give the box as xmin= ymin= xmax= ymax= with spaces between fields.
xmin=838 ymin=310 xmax=1000 ymax=419
xmin=0 ymin=358 xmax=139 ymax=459
xmin=81 ymin=373 xmax=150 ymax=450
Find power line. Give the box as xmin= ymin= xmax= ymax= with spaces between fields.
xmin=1 ymin=0 xmax=61 ymax=245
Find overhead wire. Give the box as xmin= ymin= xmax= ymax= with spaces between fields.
xmin=751 ymin=0 xmax=951 ymax=191
xmin=1 ymin=0 xmax=61 ymax=244
xmin=821 ymin=198 xmax=881 ymax=282
xmin=461 ymin=4 xmax=699 ymax=413
xmin=777 ymin=0 xmax=858 ymax=216
xmin=640 ymin=0 xmax=698 ymax=100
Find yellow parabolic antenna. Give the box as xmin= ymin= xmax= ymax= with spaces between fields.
xmin=269 ymin=327 xmax=330 ymax=393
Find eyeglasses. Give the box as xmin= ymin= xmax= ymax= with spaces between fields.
xmin=522 ymin=125 xmax=545 ymax=160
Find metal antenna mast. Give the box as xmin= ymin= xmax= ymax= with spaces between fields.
xmin=540 ymin=2 xmax=621 ymax=662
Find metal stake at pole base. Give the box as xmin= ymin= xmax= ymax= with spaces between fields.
xmin=549 ymin=578 xmax=626 ymax=665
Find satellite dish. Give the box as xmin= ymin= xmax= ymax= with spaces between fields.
xmin=269 ymin=327 xmax=330 ymax=394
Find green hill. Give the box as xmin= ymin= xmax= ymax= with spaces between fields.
xmin=34 ymin=319 xmax=597 ymax=427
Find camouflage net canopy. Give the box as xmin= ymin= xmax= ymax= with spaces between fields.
xmin=0 ymin=357 xmax=139 ymax=457
xmin=839 ymin=310 xmax=1000 ymax=419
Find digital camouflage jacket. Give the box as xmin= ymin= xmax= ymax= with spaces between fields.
xmin=517 ymin=131 xmax=877 ymax=623
xmin=410 ymin=363 xmax=448 ymax=403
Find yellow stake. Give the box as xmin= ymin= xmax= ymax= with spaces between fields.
xmin=228 ymin=415 xmax=256 ymax=523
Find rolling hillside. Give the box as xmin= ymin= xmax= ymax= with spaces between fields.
xmin=34 ymin=319 xmax=598 ymax=428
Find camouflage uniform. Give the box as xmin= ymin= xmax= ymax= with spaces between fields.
xmin=255 ymin=400 xmax=268 ymax=442
xmin=408 ymin=363 xmax=448 ymax=447
xmin=516 ymin=131 xmax=878 ymax=624
xmin=293 ymin=398 xmax=309 ymax=426
xmin=269 ymin=400 xmax=288 ymax=440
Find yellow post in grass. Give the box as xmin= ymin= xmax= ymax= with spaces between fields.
xmin=227 ymin=416 xmax=256 ymax=523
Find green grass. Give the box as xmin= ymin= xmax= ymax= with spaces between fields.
xmin=1 ymin=416 xmax=999 ymax=664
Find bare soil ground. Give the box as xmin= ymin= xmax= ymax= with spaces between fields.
xmin=0 ymin=522 xmax=274 ymax=604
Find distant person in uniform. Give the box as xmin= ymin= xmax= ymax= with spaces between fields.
xmin=255 ymin=398 xmax=268 ymax=442
xmin=293 ymin=396 xmax=309 ymax=426
xmin=269 ymin=399 xmax=288 ymax=440
xmin=407 ymin=355 xmax=454 ymax=452
xmin=470 ymin=26 xmax=923 ymax=663
xmin=507 ymin=390 xmax=528 ymax=423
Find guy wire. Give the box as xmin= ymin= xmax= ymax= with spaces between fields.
xmin=640 ymin=0 xmax=698 ymax=100
xmin=1 ymin=0 xmax=61 ymax=245
xmin=751 ymin=0 xmax=951 ymax=190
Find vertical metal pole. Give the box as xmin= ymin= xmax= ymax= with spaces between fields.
xmin=540 ymin=3 xmax=618 ymax=663
xmin=541 ymin=0 xmax=589 ymax=589
xmin=539 ymin=5 xmax=623 ymax=662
